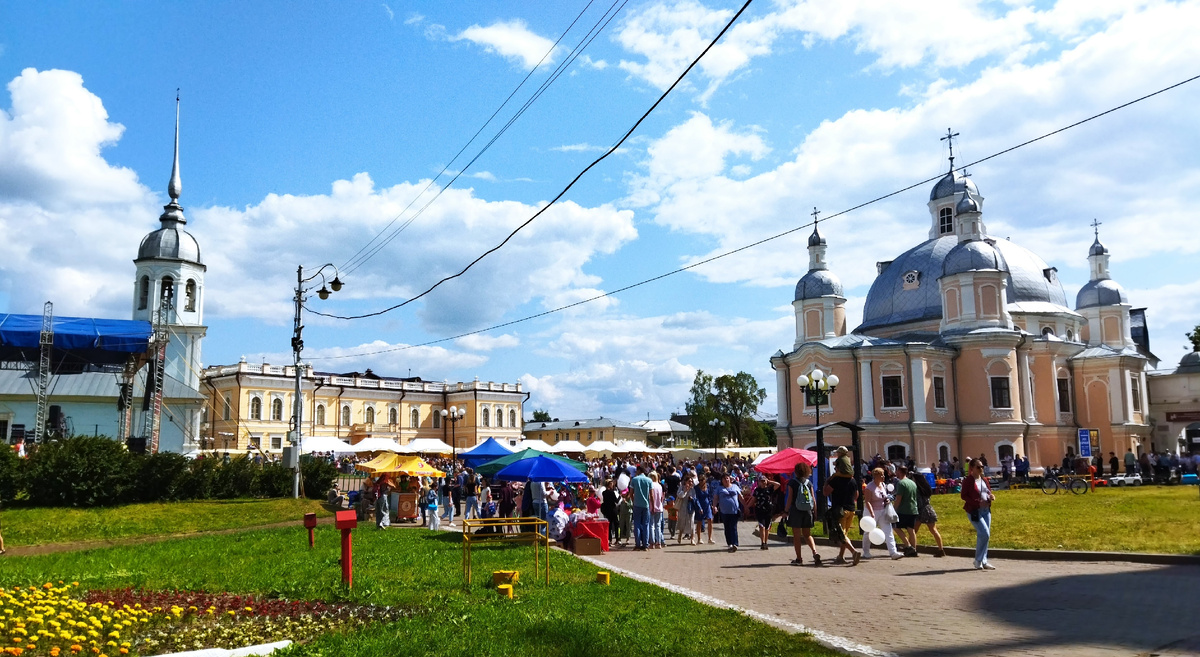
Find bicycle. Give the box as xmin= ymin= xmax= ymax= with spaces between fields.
xmin=1041 ymin=474 xmax=1091 ymax=495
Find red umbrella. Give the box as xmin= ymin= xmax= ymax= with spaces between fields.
xmin=753 ymin=448 xmax=818 ymax=475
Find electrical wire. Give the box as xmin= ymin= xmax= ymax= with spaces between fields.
xmin=304 ymin=70 xmax=1200 ymax=361
xmin=339 ymin=0 xmax=614 ymax=277
xmin=312 ymin=0 xmax=758 ymax=321
xmin=340 ymin=0 xmax=633 ymax=277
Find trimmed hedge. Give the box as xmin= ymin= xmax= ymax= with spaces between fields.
xmin=4 ymin=435 xmax=339 ymax=507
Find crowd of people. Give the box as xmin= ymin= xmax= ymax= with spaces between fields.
xmin=344 ymin=448 xmax=1002 ymax=571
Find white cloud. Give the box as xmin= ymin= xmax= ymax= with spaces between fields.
xmin=250 ymin=340 xmax=489 ymax=379
xmin=551 ymin=143 xmax=607 ymax=153
xmin=613 ymin=0 xmax=1144 ymax=99
xmin=455 ymin=19 xmax=556 ymax=69
xmin=381 ymin=3 xmax=394 ymax=21
xmin=404 ymin=13 xmax=424 ymax=26
xmin=455 ymin=333 xmax=520 ymax=351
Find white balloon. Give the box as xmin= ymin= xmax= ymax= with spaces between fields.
xmin=869 ymin=528 xmax=886 ymax=546
xmin=859 ymin=516 xmax=877 ymax=533
xmin=886 ymin=483 xmax=895 ymax=493
xmin=617 ymin=473 xmax=630 ymax=491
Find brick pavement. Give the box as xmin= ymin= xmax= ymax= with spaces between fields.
xmin=585 ymin=520 xmax=1200 ymax=657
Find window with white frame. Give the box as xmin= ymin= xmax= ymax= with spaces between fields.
xmin=933 ymin=376 xmax=947 ymax=409
xmin=389 ymin=407 xmax=398 ymax=425
xmin=249 ymin=396 xmax=262 ymax=420
xmin=482 ymin=408 xmax=490 ymax=427
xmin=271 ymin=435 xmax=283 ymax=450
xmin=223 ymin=394 xmax=232 ymax=421
xmin=410 ymin=408 xmax=419 ymax=428
xmin=315 ymin=405 xmax=326 ymax=426
xmin=881 ymin=376 xmax=904 ymax=408
xmin=340 ymin=405 xmax=351 ymax=426
xmin=432 ymin=410 xmax=442 ymax=429
xmin=1131 ymin=375 xmax=1142 ymax=413
xmin=1057 ymin=378 xmax=1071 ymax=412
xmin=138 ymin=276 xmax=150 ymax=310
xmin=990 ymin=376 xmax=1012 ymax=409
xmin=495 ymin=407 xmax=503 ymax=428
xmin=939 ymin=207 xmax=953 ymax=234
xmin=365 ymin=407 xmax=375 ymax=424
xmin=271 ymin=398 xmax=284 ymax=421
xmin=509 ymin=409 xmax=517 ymax=428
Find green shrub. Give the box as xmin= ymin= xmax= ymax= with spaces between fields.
xmin=215 ymin=456 xmax=258 ymax=498
xmin=24 ymin=435 xmax=133 ymax=507
xmin=253 ymin=462 xmax=294 ymax=498
xmin=179 ymin=457 xmax=220 ymax=500
xmin=301 ymin=457 xmax=338 ymax=500
xmin=0 ymin=443 xmax=22 ymax=502
xmin=132 ymin=452 xmax=192 ymax=502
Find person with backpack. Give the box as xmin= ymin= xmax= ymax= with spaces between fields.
xmin=751 ymin=475 xmax=779 ymax=551
xmin=785 ymin=462 xmax=821 ymax=566
xmin=912 ymin=470 xmax=945 ymax=557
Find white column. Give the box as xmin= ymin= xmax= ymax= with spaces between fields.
xmin=1018 ymin=349 xmax=1036 ymax=422
xmin=823 ymin=299 xmax=836 ymax=337
xmin=860 ymin=359 xmax=877 ymax=423
xmin=775 ymin=364 xmax=789 ymax=430
xmin=911 ymin=356 xmax=928 ymax=422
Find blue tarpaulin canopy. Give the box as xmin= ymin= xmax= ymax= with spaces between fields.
xmin=0 ymin=313 xmax=153 ymax=370
xmin=458 ymin=437 xmax=515 ymax=468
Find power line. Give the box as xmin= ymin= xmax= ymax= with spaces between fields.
xmin=340 ymin=0 xmax=622 ymax=277
xmin=304 ymin=70 xmax=1200 ymax=361
xmin=341 ymin=0 xmax=635 ymax=278
xmin=312 ymin=0 xmax=759 ymax=321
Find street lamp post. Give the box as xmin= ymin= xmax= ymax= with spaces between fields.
xmin=291 ymin=264 xmax=343 ymax=498
xmin=708 ymin=417 xmax=725 ymax=460
xmin=796 ymin=368 xmax=840 ymax=429
xmin=440 ymin=406 xmax=466 ymax=460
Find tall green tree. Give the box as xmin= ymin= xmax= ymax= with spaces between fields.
xmin=1187 ymin=324 xmax=1200 ymax=352
xmin=685 ymin=369 xmax=768 ymax=447
xmin=531 ymin=409 xmax=552 ymax=423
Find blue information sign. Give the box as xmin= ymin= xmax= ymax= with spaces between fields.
xmin=1077 ymin=428 xmax=1092 ymax=458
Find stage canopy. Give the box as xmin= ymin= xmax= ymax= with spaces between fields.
xmin=0 ymin=313 xmax=152 ymax=370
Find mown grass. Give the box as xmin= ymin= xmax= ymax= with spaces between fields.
xmin=2 ymin=498 xmax=326 ymax=547
xmin=927 ymin=485 xmax=1200 ymax=554
xmin=1 ymin=525 xmax=840 ymax=657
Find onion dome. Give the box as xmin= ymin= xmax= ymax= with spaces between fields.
xmin=930 ymin=170 xmax=979 ymax=202
xmin=943 ymin=240 xmax=1006 ymax=276
xmin=795 ymin=269 xmax=844 ymax=301
xmin=1075 ymin=278 xmax=1128 ymax=309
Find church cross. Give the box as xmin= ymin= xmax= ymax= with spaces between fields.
xmin=1091 ymin=218 xmax=1102 ymax=239
xmin=811 ymin=206 xmax=820 ymax=228
xmin=941 ymin=128 xmax=960 ymax=171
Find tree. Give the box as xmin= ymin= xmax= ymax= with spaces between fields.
xmin=684 ymin=369 xmax=768 ymax=447
xmin=1188 ymin=325 xmax=1200 ymax=352
xmin=531 ymin=409 xmax=552 ymax=423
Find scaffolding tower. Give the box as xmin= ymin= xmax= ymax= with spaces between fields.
xmin=33 ymin=301 xmax=53 ymax=443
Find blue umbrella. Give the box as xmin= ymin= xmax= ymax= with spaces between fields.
xmin=494 ymin=455 xmax=590 ymax=483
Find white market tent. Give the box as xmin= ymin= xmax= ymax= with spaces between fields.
xmin=544 ymin=440 xmax=589 ymax=454
xmin=727 ymin=446 xmax=775 ymax=456
xmin=516 ymin=439 xmax=554 ymax=452
xmin=349 ymin=437 xmax=405 ymax=453
xmin=301 ymin=435 xmax=355 ymax=454
xmin=672 ymin=447 xmax=731 ymax=460
xmin=405 ymin=438 xmax=455 ymax=455
xmin=583 ymin=440 xmax=622 ymax=456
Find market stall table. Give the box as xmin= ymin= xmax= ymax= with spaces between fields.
xmin=573 ymin=518 xmax=609 ymax=552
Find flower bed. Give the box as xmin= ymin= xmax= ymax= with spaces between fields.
xmin=1 ymin=584 xmax=407 ymax=657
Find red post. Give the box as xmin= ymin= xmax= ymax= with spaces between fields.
xmin=335 ymin=510 xmax=358 ymax=588
xmin=303 ymin=513 xmax=317 ymax=548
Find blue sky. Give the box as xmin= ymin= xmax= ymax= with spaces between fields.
xmin=2 ymin=0 xmax=1199 ymax=421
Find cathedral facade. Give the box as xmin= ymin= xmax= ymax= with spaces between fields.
xmin=770 ymin=161 xmax=1153 ymax=472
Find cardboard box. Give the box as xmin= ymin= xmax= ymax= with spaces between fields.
xmin=574 ymin=537 xmax=603 ymax=555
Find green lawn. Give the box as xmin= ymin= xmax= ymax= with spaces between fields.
xmin=927 ymin=485 xmax=1200 ymax=554
xmin=2 ymin=498 xmax=327 ymax=547
xmin=1 ymin=526 xmax=840 ymax=657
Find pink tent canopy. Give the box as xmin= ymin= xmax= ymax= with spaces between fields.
xmin=753 ymin=448 xmax=818 ymax=474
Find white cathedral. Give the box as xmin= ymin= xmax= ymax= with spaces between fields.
xmin=0 ymin=101 xmax=206 ymax=452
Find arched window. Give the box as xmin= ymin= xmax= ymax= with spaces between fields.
xmin=161 ymin=276 xmax=175 ymax=302
xmin=138 ymin=276 xmax=150 ymax=310
xmin=482 ymin=407 xmax=490 ymax=427
xmin=432 ymin=410 xmax=442 ymax=429
xmin=938 ymin=444 xmax=950 ymax=463
xmin=509 ymin=409 xmax=517 ymax=429
xmin=495 ymin=407 xmax=503 ymax=428
xmin=340 ymin=405 xmax=351 ymax=426
xmin=410 ymin=408 xmax=420 ymax=428
xmin=223 ymin=394 xmax=231 ymax=421
xmin=389 ymin=407 xmax=398 ymax=425
xmin=249 ymin=397 xmax=262 ymax=420
xmin=365 ymin=407 xmax=375 ymax=424
xmin=886 ymin=443 xmax=907 ymax=461
xmin=185 ymin=279 xmax=197 ymax=312
xmin=939 ymin=207 xmax=953 ymax=234
xmin=271 ymin=398 xmax=283 ymax=421
xmin=315 ymin=405 xmax=326 ymax=426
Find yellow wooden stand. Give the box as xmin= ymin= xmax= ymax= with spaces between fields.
xmin=596 ymin=571 xmax=610 ymax=585
xmin=461 ymin=517 xmax=549 ymax=587
xmin=497 ymin=584 xmax=514 ymax=599
xmin=493 ymin=570 xmax=519 ymax=586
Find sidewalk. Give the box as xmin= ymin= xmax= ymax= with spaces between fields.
xmin=586 ymin=519 xmax=1200 ymax=657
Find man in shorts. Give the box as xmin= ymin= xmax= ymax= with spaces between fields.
xmin=823 ymin=470 xmax=861 ymax=566
xmin=892 ymin=465 xmax=920 ymax=557
xmin=751 ymin=475 xmax=779 ymax=550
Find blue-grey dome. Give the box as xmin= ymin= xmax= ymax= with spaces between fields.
xmin=955 ymin=192 xmax=980 ymax=214
xmin=137 ymin=224 xmax=202 ymax=264
xmin=808 ymin=227 xmax=826 ymax=247
xmin=795 ymin=269 xmax=843 ymax=301
xmin=1178 ymin=351 xmax=1200 ymax=374
xmin=943 ymin=240 xmax=1006 ymax=276
xmin=930 ymin=171 xmax=979 ymax=202
xmin=1076 ymin=278 xmax=1127 ymax=309
xmin=857 ymin=236 xmax=1070 ymax=333
xmin=1089 ymin=238 xmax=1108 ymax=257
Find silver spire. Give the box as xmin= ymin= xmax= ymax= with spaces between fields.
xmin=168 ymin=90 xmax=182 ymax=201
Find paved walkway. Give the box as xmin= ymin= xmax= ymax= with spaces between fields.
xmin=586 ymin=520 xmax=1200 ymax=657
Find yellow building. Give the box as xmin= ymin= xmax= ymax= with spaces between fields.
xmin=522 ymin=418 xmax=648 ymax=447
xmin=200 ymin=362 xmax=526 ymax=453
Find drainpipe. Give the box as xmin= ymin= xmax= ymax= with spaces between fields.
xmin=904 ymin=345 xmax=917 ymax=455
xmin=784 ymin=357 xmax=795 ymax=448
xmin=203 ymin=376 xmax=220 ymax=450
xmin=309 ymin=376 xmax=326 ymax=436
xmin=235 ymin=372 xmax=243 ymax=451
xmin=335 ymin=386 xmax=345 ymax=439
xmin=396 ymin=389 xmax=406 ymax=443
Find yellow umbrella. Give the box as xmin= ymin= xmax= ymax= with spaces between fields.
xmin=355 ymin=453 xmax=445 ymax=477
